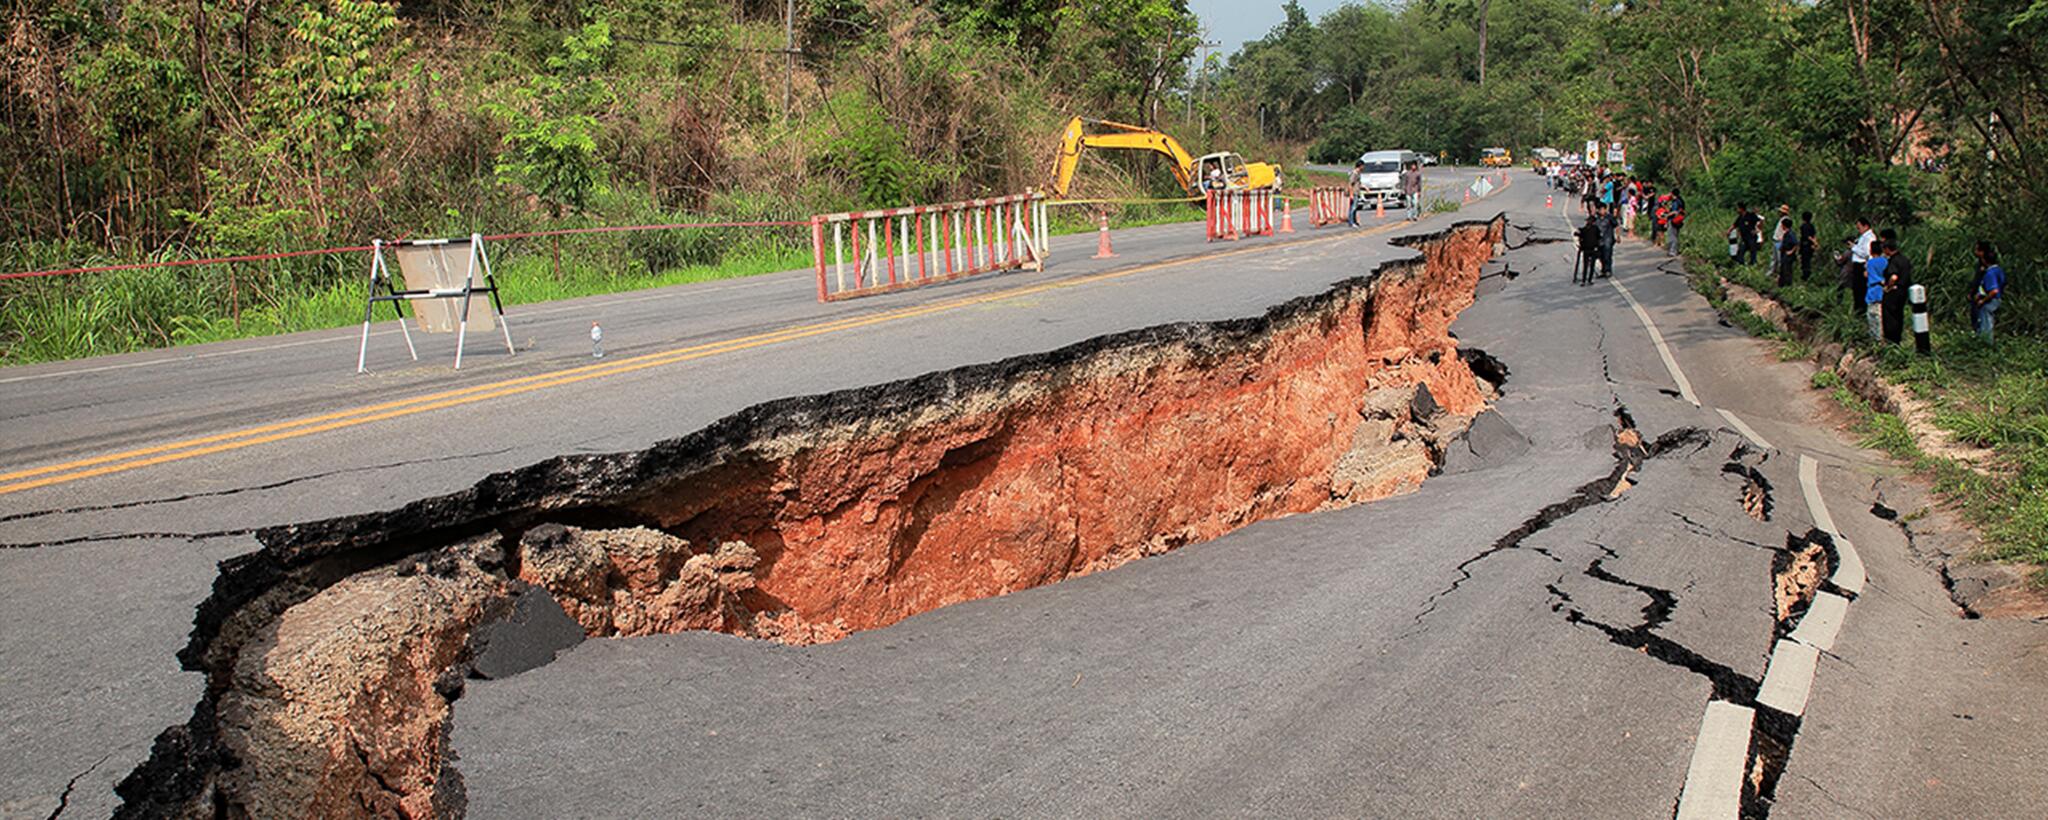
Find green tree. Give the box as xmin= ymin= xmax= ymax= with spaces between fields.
xmin=482 ymin=20 xmax=616 ymax=217
xmin=1047 ymin=0 xmax=1198 ymax=124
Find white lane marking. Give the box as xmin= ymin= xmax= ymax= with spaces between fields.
xmin=1790 ymin=592 xmax=1850 ymax=652
xmin=1797 ymin=455 xmax=1866 ymax=593
xmin=1798 ymin=456 xmax=1838 ymax=533
xmin=1676 ymin=700 xmax=1755 ymax=820
xmin=1757 ymin=639 xmax=1821 ymax=716
xmin=1608 ymin=275 xmax=1700 ymax=406
xmin=1714 ymin=408 xmax=1774 ymax=451
xmin=1830 ymin=537 xmax=1867 ymax=594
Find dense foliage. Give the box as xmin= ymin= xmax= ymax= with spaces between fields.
xmin=0 ymin=0 xmax=2040 ymax=364
xmin=1213 ymin=0 xmax=2040 ymax=339
xmin=0 ymin=0 xmax=1208 ymax=360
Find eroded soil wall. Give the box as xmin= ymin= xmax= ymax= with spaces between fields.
xmin=115 ymin=216 xmax=1507 ymax=819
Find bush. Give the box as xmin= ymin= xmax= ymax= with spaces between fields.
xmin=1697 ymin=138 xmax=1797 ymax=208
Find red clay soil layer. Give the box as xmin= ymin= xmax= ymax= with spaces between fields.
xmin=113 ymin=215 xmax=1507 ymax=819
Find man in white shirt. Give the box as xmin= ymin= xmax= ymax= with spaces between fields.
xmin=1844 ymin=217 xmax=1876 ymax=314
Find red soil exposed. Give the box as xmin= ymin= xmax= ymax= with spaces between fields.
xmin=578 ymin=219 xmax=1502 ymax=640
xmin=119 ymin=217 xmax=1505 ymax=819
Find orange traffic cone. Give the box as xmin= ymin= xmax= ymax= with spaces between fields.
xmin=1093 ymin=212 xmax=1116 ymax=259
xmin=1279 ymin=198 xmax=1295 ymax=233
xmin=1375 ymin=198 xmax=1385 ymax=219
xmin=1546 ymin=194 xmax=1554 ymax=209
xmin=1464 ymin=189 xmax=1472 ymax=205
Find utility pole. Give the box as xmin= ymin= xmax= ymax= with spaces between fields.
xmin=1189 ymin=30 xmax=1220 ymax=134
xmin=782 ymin=0 xmax=795 ymax=122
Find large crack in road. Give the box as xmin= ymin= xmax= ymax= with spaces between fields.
xmin=110 ymin=219 xmax=1510 ymax=818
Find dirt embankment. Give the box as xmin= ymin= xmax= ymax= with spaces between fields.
xmin=114 ymin=216 xmax=1507 ymax=819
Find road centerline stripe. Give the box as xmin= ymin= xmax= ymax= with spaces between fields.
xmin=1609 ymin=275 xmax=1700 ymax=406
xmin=2 ymin=220 xmax=1421 ymax=496
xmin=1675 ymin=700 xmax=1755 ymax=820
xmin=1797 ymin=455 xmax=1866 ymax=594
xmin=1714 ymin=408 xmax=1774 ymax=451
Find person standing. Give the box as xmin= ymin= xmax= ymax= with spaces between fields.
xmin=1649 ymin=189 xmax=1666 ymax=247
xmin=1973 ymin=241 xmax=2005 ymax=343
xmin=1622 ymin=176 xmax=1638 ymax=232
xmin=1404 ymin=161 xmax=1424 ymax=221
xmin=1769 ymin=205 xmax=1790 ymax=279
xmin=1665 ymin=188 xmax=1686 ymax=256
xmin=1577 ymin=211 xmax=1604 ymax=286
xmin=1863 ymin=241 xmax=1889 ymax=339
xmin=1346 ymin=161 xmax=1363 ymax=228
xmin=1597 ymin=203 xmax=1619 ymax=278
xmin=1878 ymin=230 xmax=1913 ymax=343
xmin=1775 ymin=217 xmax=1799 ymax=287
xmin=1733 ymin=204 xmax=1762 ymax=266
xmin=1843 ymin=217 xmax=1876 ymax=315
xmin=1798 ymin=211 xmax=1817 ymax=280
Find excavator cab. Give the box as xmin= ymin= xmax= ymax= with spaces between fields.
xmin=1195 ymin=153 xmax=1248 ymax=191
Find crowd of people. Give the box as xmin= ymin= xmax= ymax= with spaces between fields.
xmin=1553 ymin=162 xmax=1689 ymax=261
xmin=1548 ymin=159 xmax=2006 ymax=344
xmin=1557 ymin=163 xmax=1689 ymax=286
xmin=1720 ymin=208 xmax=2007 ymax=344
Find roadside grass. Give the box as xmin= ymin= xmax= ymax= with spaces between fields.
xmin=1 ymin=239 xmax=817 ymax=365
xmin=1665 ymin=209 xmax=2048 ymax=575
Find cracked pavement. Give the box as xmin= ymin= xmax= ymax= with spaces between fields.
xmin=4 ymin=170 xmax=2042 ymax=817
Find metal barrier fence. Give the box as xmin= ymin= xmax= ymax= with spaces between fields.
xmin=1204 ymin=189 xmax=1275 ymax=242
xmin=1308 ymin=187 xmax=1350 ymax=228
xmin=810 ymin=192 xmax=1050 ymax=302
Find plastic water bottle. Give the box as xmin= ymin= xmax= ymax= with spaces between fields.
xmin=590 ymin=321 xmax=604 ymax=358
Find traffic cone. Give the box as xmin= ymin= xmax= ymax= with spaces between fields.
xmin=1375 ymin=198 xmax=1385 ymax=219
xmin=1546 ymin=194 xmax=1554 ymax=209
xmin=1279 ymin=197 xmax=1295 ymax=233
xmin=1464 ymin=188 xmax=1472 ymax=205
xmin=1093 ymin=212 xmax=1116 ymax=259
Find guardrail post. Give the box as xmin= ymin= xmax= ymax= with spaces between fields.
xmin=973 ymin=205 xmax=986 ymax=271
xmin=813 ymin=217 xmax=828 ymax=302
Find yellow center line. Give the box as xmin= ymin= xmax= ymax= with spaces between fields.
xmin=1 ymin=221 xmax=1412 ymax=497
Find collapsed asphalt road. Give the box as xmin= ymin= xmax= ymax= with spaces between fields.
xmin=442 ymin=213 xmax=1820 ymax=818
xmin=4 ymin=168 xmax=2042 ymax=818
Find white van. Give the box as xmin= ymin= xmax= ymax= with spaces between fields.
xmin=1357 ymin=149 xmax=1422 ymax=207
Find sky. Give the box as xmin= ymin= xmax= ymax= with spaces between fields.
xmin=1186 ymin=0 xmax=1354 ymax=66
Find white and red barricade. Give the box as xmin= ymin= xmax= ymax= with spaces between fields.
xmin=1205 ymin=189 xmax=1277 ymax=242
xmin=811 ymin=192 xmax=1049 ymax=302
xmin=1308 ymin=187 xmax=1350 ymax=228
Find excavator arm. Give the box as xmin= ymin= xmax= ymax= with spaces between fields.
xmin=1049 ymin=117 xmax=1201 ymax=197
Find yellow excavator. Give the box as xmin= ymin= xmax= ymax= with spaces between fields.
xmin=1048 ymin=117 xmax=1280 ymax=198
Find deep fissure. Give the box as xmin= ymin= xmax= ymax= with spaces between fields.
xmin=111 ymin=218 xmax=1508 ymax=818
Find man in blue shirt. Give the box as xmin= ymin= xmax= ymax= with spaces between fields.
xmin=1973 ymin=240 xmax=2005 ymax=343
xmin=1864 ymin=243 xmax=1888 ymax=340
